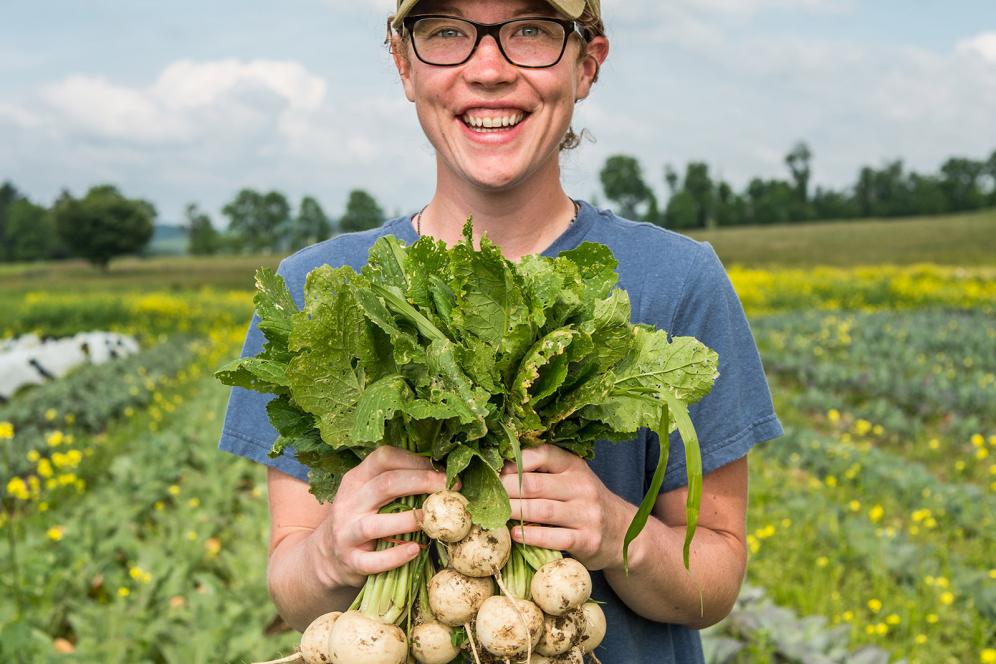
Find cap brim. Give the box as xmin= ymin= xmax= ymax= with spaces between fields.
xmin=393 ymin=0 xmax=587 ymax=29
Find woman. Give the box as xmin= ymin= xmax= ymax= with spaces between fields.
xmin=219 ymin=1 xmax=783 ymax=662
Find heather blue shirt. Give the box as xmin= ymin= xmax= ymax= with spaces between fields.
xmin=219 ymin=200 xmax=783 ymax=664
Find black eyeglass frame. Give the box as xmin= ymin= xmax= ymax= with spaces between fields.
xmin=400 ymin=14 xmax=590 ymax=68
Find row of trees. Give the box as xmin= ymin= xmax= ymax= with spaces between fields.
xmin=599 ymin=143 xmax=996 ymax=229
xmin=0 ymin=183 xmax=388 ymax=266
xmin=2 ymin=144 xmax=994 ymax=266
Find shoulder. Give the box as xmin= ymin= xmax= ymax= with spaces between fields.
xmin=578 ymin=204 xmax=724 ymax=327
xmin=278 ymin=217 xmax=413 ymax=280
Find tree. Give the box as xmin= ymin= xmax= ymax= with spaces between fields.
xmin=53 ymin=185 xmax=155 ymax=270
xmin=338 ymin=190 xmax=385 ymax=233
xmin=939 ymin=157 xmax=986 ymax=212
xmin=683 ymin=162 xmax=715 ymax=229
xmin=599 ymin=155 xmax=658 ymax=222
xmin=0 ymin=181 xmax=23 ymax=262
xmin=664 ymin=191 xmax=698 ymax=229
xmin=222 ymin=188 xmax=291 ymax=253
xmin=186 ymin=203 xmax=220 ymax=256
xmin=6 ymin=199 xmax=56 ymax=261
xmin=293 ymin=196 xmax=333 ymax=249
xmin=785 ymin=141 xmax=813 ymax=203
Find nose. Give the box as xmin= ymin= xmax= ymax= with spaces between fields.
xmin=462 ymin=34 xmax=516 ymax=86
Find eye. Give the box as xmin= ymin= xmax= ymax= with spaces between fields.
xmin=512 ymin=22 xmax=552 ymax=38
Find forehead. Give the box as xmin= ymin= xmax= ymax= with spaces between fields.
xmin=414 ymin=0 xmax=560 ymax=18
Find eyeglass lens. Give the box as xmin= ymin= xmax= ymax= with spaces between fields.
xmin=412 ymin=18 xmax=567 ymax=67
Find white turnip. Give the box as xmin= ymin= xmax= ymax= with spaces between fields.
xmin=299 ymin=611 xmax=342 ymax=664
xmin=530 ymin=558 xmax=591 ymax=616
xmin=428 ymin=568 xmax=494 ymax=627
xmin=327 ymin=610 xmax=407 ymax=664
xmin=420 ymin=491 xmax=472 ymax=543
xmin=474 ymin=595 xmax=543 ymax=658
xmin=535 ymin=609 xmax=582 ymax=656
xmin=410 ymin=621 xmax=460 ymax=664
xmin=579 ymin=601 xmax=606 ymax=653
xmin=448 ymin=524 xmax=511 ymax=578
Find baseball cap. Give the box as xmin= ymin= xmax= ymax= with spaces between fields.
xmin=392 ymin=0 xmax=601 ymax=30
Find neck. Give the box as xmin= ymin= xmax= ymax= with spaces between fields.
xmin=416 ymin=159 xmax=577 ymax=262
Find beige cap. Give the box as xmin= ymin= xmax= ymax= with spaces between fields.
xmin=392 ymin=0 xmax=598 ymax=30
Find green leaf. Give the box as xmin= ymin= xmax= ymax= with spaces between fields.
xmin=351 ymin=375 xmax=412 ymax=444
xmin=662 ymin=391 xmax=701 ymax=570
xmin=266 ymin=395 xmax=315 ymax=438
xmin=461 ymin=455 xmax=511 ymax=530
xmin=623 ymin=399 xmax=669 ymax=574
xmin=215 ymin=357 xmax=289 ymax=394
xmin=253 ymin=267 xmax=298 ymax=346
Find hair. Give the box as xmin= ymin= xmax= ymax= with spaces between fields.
xmin=386 ymin=3 xmax=606 ymax=152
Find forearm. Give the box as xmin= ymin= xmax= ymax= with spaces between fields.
xmin=603 ymin=511 xmax=746 ymax=629
xmin=267 ymin=528 xmax=360 ymax=632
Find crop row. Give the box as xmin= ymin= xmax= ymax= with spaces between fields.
xmin=0 ymin=289 xmax=252 ymax=342
xmin=0 ymin=373 xmax=297 ymax=663
xmin=746 ymin=450 xmax=994 ymax=663
xmin=728 ymin=264 xmax=996 ymax=316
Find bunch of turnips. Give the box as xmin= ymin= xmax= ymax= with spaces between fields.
xmin=219 ymin=221 xmax=719 ymax=663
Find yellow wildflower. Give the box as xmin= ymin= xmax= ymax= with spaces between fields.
xmin=26 ymin=450 xmax=40 ymax=463
xmin=187 ymin=497 xmax=200 ymax=508
xmin=47 ymin=526 xmax=64 ymax=541
xmin=868 ymin=505 xmax=884 ymax=523
xmin=849 ymin=500 xmax=861 ymax=512
xmin=926 ymin=613 xmax=938 ymax=624
xmin=867 ymin=598 xmax=882 ymax=613
xmin=6 ymin=477 xmax=30 ymax=501
xmin=885 ymin=614 xmax=900 ymax=625
xmin=914 ymin=634 xmax=927 ymax=645
xmin=841 ymin=610 xmax=854 ymax=622
xmin=37 ymin=458 xmax=53 ymax=478
xmin=205 ymin=537 xmax=222 ymax=558
xmin=45 ymin=409 xmax=57 ymax=421
xmin=816 ymin=556 xmax=829 ymax=568
xmin=972 ymin=434 xmax=985 ymax=447
xmin=168 ymin=484 xmax=181 ymax=496
xmin=45 ymin=431 xmax=64 ymax=447
xmin=982 ymin=649 xmax=996 ymax=664
xmin=977 ymin=448 xmax=989 ymax=460
xmin=940 ymin=591 xmax=954 ymax=605
xmin=117 ymin=587 xmax=130 ymax=598
xmin=129 ymin=566 xmax=152 ymax=584
xmin=827 ymin=409 xmax=840 ymax=424
xmin=825 ymin=475 xmax=838 ymax=488
xmin=928 ymin=438 xmax=940 ymax=450
xmin=875 ymin=623 xmax=888 ymax=636
xmin=0 ymin=421 xmax=13 ymax=439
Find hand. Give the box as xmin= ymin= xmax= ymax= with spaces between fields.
xmin=312 ymin=446 xmax=447 ymax=588
xmin=500 ymin=445 xmax=634 ymax=571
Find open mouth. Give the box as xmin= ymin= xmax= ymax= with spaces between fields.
xmin=460 ymin=110 xmax=529 ymax=133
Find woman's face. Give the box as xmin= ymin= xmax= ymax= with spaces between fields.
xmin=393 ymin=0 xmax=608 ymax=193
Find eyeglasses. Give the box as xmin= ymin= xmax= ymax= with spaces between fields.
xmin=401 ymin=15 xmax=587 ymax=68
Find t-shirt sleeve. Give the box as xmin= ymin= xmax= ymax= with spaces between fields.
xmin=653 ymin=241 xmax=783 ymax=492
xmin=217 ymin=261 xmax=310 ymax=482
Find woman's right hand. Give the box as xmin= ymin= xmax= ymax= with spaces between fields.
xmin=311 ymin=446 xmax=448 ymax=589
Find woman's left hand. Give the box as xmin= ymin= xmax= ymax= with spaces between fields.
xmin=500 ymin=444 xmax=635 ymax=571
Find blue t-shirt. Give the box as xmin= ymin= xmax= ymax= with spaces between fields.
xmin=218 ymin=200 xmax=783 ymax=664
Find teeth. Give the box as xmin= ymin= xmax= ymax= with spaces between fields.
xmin=461 ymin=112 xmax=525 ymax=129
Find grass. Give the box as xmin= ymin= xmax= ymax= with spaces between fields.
xmin=685 ymin=208 xmax=996 ymax=267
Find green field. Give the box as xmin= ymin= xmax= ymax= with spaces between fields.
xmin=687 ymin=208 xmax=996 ymax=267
xmin=1 ymin=214 xmax=993 ymax=663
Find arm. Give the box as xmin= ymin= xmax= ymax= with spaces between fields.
xmin=503 ymin=446 xmax=748 ymax=629
xmin=266 ymin=447 xmax=448 ymax=632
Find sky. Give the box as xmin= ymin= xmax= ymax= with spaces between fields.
xmin=2 ymin=0 xmax=996 ymax=225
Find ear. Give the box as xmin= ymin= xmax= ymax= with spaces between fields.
xmin=391 ymin=35 xmax=417 ymax=103
xmin=575 ymin=35 xmax=609 ymax=102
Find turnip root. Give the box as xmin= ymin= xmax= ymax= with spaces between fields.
xmin=420 ymin=491 xmax=472 ymax=543
xmin=327 ymin=610 xmax=407 ymax=664
xmin=475 ymin=595 xmax=543 ymax=658
xmin=579 ymin=602 xmax=606 ymax=653
xmin=530 ymin=558 xmax=591 ymax=616
xmin=528 ymin=648 xmax=584 ymax=663
xmin=299 ymin=611 xmax=342 ymax=664
xmin=535 ymin=609 xmax=582 ymax=656
xmin=449 ymin=524 xmax=511 ymax=577
xmin=428 ymin=568 xmax=494 ymax=626
xmin=410 ymin=621 xmax=460 ymax=664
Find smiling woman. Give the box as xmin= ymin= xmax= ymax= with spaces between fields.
xmin=217 ymin=1 xmax=783 ymax=663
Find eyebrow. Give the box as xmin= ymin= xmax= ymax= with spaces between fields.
xmin=427 ymin=4 xmax=557 ymax=18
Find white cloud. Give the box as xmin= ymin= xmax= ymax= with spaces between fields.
xmin=956 ymin=31 xmax=996 ymax=64
xmin=39 ymin=59 xmax=327 ymax=146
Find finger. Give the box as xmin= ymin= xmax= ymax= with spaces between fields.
xmin=502 ymin=445 xmax=575 ymax=475
xmin=501 ymin=472 xmax=575 ymax=500
xmin=354 ymin=446 xmax=436 ymax=481
xmin=350 ymin=541 xmax=423 ymax=577
xmin=509 ymin=523 xmax=577 ymax=552
xmin=349 ymin=510 xmax=421 ymax=546
xmin=358 ymin=469 xmax=448 ymax=511
xmin=509 ymin=498 xmax=574 ymax=528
